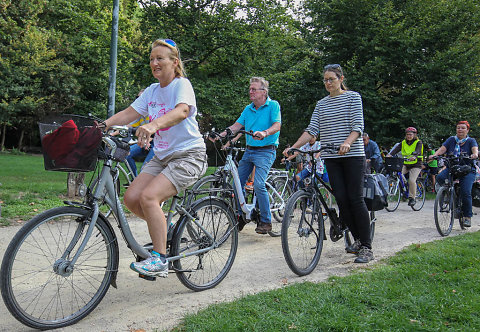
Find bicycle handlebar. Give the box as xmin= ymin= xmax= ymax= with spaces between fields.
xmin=208 ymin=128 xmax=260 ymax=141
xmin=288 ymin=143 xmax=340 ymax=156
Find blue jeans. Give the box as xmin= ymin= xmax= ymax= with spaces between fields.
xmin=126 ymin=143 xmax=155 ymax=177
xmin=436 ymin=168 xmax=475 ymax=218
xmin=237 ymin=148 xmax=276 ymax=224
xmin=296 ymin=168 xmax=329 ymax=188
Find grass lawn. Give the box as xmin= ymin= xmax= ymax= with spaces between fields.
xmin=173 ymin=232 xmax=480 ymax=331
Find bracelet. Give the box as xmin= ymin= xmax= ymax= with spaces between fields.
xmin=264 ymin=129 xmax=269 ymax=136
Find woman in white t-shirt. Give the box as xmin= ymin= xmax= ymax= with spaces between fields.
xmin=104 ymin=39 xmax=207 ymax=277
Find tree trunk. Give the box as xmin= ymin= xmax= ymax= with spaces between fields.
xmin=0 ymin=123 xmax=5 ymax=151
xmin=67 ymin=173 xmax=86 ymax=198
xmin=18 ymin=128 xmax=24 ymax=151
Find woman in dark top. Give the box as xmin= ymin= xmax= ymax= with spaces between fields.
xmin=430 ymin=121 xmax=478 ymax=227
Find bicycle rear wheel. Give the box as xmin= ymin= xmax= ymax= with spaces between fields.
xmin=343 ymin=210 xmax=375 ymax=250
xmin=434 ymin=186 xmax=455 ymax=236
xmin=172 ymin=198 xmax=238 ymax=291
xmin=281 ymin=190 xmax=324 ymax=276
xmin=385 ymin=177 xmax=400 ymax=212
xmin=369 ymin=210 xmax=376 ymax=242
xmin=411 ymin=179 xmax=426 ymax=211
xmin=0 ymin=206 xmax=118 ymax=330
xmin=268 ymin=176 xmax=293 ymax=237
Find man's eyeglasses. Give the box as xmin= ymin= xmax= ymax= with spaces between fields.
xmin=324 ymin=64 xmax=341 ymax=70
xmin=322 ymin=77 xmax=338 ymax=84
xmin=249 ymin=88 xmax=265 ymax=92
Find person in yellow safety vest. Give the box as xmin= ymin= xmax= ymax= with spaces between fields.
xmin=387 ymin=127 xmax=424 ymax=207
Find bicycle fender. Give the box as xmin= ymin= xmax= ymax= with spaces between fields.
xmin=63 ymin=203 xmax=120 ymax=288
xmin=96 ymin=213 xmax=120 ymax=289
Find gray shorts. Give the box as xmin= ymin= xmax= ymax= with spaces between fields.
xmin=141 ymin=148 xmax=207 ymax=193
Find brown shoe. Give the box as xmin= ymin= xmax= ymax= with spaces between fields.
xmin=255 ymin=221 xmax=272 ymax=234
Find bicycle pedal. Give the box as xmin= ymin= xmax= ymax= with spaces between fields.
xmin=138 ymin=273 xmax=156 ymax=281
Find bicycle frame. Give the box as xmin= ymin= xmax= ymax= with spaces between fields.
xmin=223 ymin=152 xmax=288 ymax=220
xmin=288 ymin=146 xmax=344 ymax=237
xmin=390 ymin=171 xmax=408 ymax=198
xmin=89 ymin=137 xmax=151 ymax=260
xmin=86 ymin=135 xmax=225 ymax=263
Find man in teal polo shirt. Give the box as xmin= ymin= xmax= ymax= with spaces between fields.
xmin=222 ymin=77 xmax=281 ymax=234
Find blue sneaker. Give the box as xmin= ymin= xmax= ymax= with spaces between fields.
xmin=130 ymin=254 xmax=168 ymax=278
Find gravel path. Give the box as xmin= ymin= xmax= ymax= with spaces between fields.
xmin=1 ymin=200 xmax=478 ymax=332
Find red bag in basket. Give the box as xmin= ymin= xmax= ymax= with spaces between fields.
xmin=42 ymin=120 xmax=80 ymax=160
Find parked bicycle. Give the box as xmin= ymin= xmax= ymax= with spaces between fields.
xmin=433 ymin=155 xmax=474 ymax=236
xmin=383 ymin=157 xmax=426 ymax=212
xmin=0 ymin=115 xmax=238 ymax=330
xmin=199 ymin=129 xmax=292 ymax=237
xmin=281 ymin=145 xmax=376 ymax=276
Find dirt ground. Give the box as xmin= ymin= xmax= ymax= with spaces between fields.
xmin=1 ymin=200 xmax=478 ymax=332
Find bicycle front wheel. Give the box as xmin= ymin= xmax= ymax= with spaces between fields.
xmin=318 ymin=184 xmax=333 ymax=221
xmin=190 ymin=174 xmax=233 ymax=205
xmin=385 ymin=177 xmax=401 ymax=212
xmin=172 ymin=198 xmax=238 ymax=291
xmin=434 ymin=186 xmax=455 ymax=236
xmin=0 ymin=206 xmax=119 ymax=330
xmin=281 ymin=190 xmax=324 ymax=276
xmin=411 ymin=179 xmax=426 ymax=211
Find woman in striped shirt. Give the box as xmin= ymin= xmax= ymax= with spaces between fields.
xmin=284 ymin=64 xmax=373 ymax=263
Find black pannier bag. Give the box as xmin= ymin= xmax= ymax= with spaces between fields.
xmin=363 ymin=173 xmax=389 ymax=211
xmin=472 ymin=182 xmax=480 ymax=208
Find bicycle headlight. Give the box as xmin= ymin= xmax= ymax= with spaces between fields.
xmin=78 ymin=184 xmax=87 ymax=197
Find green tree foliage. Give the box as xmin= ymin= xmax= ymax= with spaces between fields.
xmin=1 ymin=0 xmax=479 ymax=153
xmin=137 ymin=0 xmax=309 ymax=149
xmin=0 ymin=0 xmax=142 ymax=149
xmin=303 ymin=0 xmax=480 ymax=148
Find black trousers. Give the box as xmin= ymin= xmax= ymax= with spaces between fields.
xmin=325 ymin=156 xmax=372 ymax=249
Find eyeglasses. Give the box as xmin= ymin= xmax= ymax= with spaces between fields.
xmin=249 ymin=88 xmax=265 ymax=92
xmin=324 ymin=64 xmax=341 ymax=70
xmin=161 ymin=39 xmax=177 ymax=49
xmin=322 ymin=77 xmax=338 ymax=84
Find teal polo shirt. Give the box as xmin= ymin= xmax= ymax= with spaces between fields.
xmin=236 ymin=97 xmax=281 ymax=147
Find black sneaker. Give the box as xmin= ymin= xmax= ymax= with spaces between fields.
xmin=354 ymin=246 xmax=374 ymax=263
xmin=255 ymin=221 xmax=272 ymax=234
xmin=345 ymin=239 xmax=361 ymax=255
xmin=237 ymin=216 xmax=247 ymax=232
xmin=408 ymin=198 xmax=416 ymax=206
xmin=463 ymin=217 xmax=472 ymax=227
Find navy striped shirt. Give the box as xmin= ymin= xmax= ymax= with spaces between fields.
xmin=305 ymin=91 xmax=365 ymax=159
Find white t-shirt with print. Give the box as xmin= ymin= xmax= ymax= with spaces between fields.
xmin=130 ymin=77 xmax=205 ymax=159
xmin=300 ymin=141 xmax=325 ymax=174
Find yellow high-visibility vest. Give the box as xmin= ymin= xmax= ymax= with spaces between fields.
xmin=401 ymin=139 xmax=423 ymax=165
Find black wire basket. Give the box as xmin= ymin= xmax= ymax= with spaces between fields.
xmin=384 ymin=157 xmax=403 ymax=172
xmin=39 ymin=115 xmax=102 ymax=172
